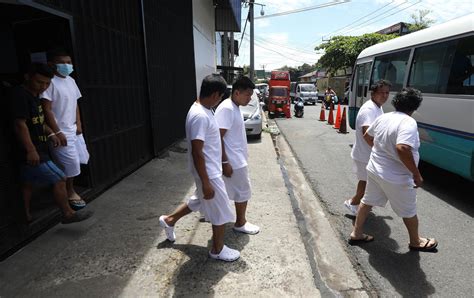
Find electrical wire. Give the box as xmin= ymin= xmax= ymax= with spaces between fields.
xmin=340 ymin=0 xmax=421 ymax=36
xmin=254 ymin=0 xmax=350 ymax=19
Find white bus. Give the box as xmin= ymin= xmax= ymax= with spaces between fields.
xmin=348 ymin=14 xmax=474 ymax=181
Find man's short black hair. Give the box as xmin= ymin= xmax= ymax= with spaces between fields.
xmin=199 ymin=74 xmax=227 ymax=98
xmin=370 ymin=79 xmax=392 ymax=92
xmin=46 ymin=48 xmax=71 ymax=62
xmin=391 ymin=87 xmax=423 ymax=113
xmin=232 ymin=76 xmax=255 ymax=93
xmin=28 ymin=63 xmax=55 ymax=79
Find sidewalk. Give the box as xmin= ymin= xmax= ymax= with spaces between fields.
xmin=0 ymin=123 xmax=366 ymax=297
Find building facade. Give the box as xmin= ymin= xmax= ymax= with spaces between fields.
xmin=0 ymin=0 xmax=241 ymax=259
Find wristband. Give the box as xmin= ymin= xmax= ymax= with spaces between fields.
xmin=47 ymin=133 xmax=56 ymax=138
xmin=54 ymin=130 xmax=63 ymax=135
xmin=222 ymin=161 xmax=229 ymax=164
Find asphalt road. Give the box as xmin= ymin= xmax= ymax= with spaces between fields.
xmin=274 ymin=103 xmax=474 ymax=297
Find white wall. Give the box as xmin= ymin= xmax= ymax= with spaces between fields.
xmin=192 ymin=0 xmax=217 ymax=97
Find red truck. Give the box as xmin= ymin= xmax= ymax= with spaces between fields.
xmin=267 ymin=70 xmax=291 ymax=119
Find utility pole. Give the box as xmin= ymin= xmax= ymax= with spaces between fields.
xmin=249 ymin=0 xmax=254 ymax=81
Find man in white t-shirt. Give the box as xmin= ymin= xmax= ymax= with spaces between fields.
xmin=349 ymin=88 xmax=438 ymax=252
xmin=215 ymin=76 xmax=260 ymax=235
xmin=159 ymin=74 xmax=240 ymax=262
xmin=41 ymin=49 xmax=87 ymax=211
xmin=344 ymin=80 xmax=391 ymax=215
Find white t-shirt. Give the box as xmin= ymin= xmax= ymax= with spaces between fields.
xmin=215 ymin=98 xmax=248 ymax=170
xmin=366 ymin=111 xmax=420 ymax=185
xmin=351 ymin=99 xmax=383 ymax=163
xmin=41 ymin=76 xmax=82 ymax=136
xmin=186 ymin=102 xmax=222 ymax=180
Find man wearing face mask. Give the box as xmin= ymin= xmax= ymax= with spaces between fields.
xmin=41 ymin=49 xmax=87 ymax=211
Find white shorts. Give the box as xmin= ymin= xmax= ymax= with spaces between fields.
xmin=50 ymin=134 xmax=80 ymax=178
xmin=187 ymin=176 xmax=235 ymax=226
xmin=352 ymin=159 xmax=368 ymax=181
xmin=223 ymin=166 xmax=252 ymax=203
xmin=361 ymin=172 xmax=417 ymax=218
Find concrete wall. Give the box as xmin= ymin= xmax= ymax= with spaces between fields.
xmin=192 ymin=0 xmax=217 ymax=96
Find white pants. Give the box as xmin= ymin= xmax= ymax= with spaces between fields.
xmin=361 ymin=172 xmax=417 ymax=218
xmin=187 ymin=176 xmax=235 ymax=226
xmin=50 ymin=133 xmax=80 ymax=178
xmin=352 ymin=159 xmax=368 ymax=182
xmin=223 ymin=166 xmax=252 ymax=203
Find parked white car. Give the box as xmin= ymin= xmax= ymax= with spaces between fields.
xmin=240 ymin=90 xmax=262 ymax=139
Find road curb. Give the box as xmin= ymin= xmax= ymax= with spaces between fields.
xmin=272 ymin=118 xmax=371 ymax=297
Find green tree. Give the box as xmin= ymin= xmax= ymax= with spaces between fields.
xmin=315 ymin=33 xmax=397 ymax=74
xmin=408 ymin=9 xmax=435 ymax=33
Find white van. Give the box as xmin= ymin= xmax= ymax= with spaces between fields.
xmin=293 ymin=83 xmax=317 ymax=105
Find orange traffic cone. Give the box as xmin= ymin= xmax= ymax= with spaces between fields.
xmin=333 ymin=103 xmax=342 ymax=129
xmin=327 ymin=103 xmax=334 ymax=125
xmin=338 ymin=107 xmax=348 ymax=134
xmin=318 ymin=104 xmax=326 ymax=121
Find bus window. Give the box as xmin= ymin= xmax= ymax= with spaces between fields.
xmin=355 ymin=62 xmax=371 ymax=106
xmin=408 ymin=40 xmax=457 ymax=94
xmin=372 ymin=50 xmax=410 ymax=91
xmin=446 ymin=36 xmax=474 ymax=95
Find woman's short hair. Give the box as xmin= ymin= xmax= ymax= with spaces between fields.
xmin=391 ymin=87 xmax=423 ymax=113
xmin=199 ymin=74 xmax=227 ymax=98
xmin=370 ymin=79 xmax=392 ymax=92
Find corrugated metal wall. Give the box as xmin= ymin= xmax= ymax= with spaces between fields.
xmin=142 ymin=1 xmax=196 ymax=153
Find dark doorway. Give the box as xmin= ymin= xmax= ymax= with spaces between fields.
xmin=0 ymin=1 xmax=89 ymax=259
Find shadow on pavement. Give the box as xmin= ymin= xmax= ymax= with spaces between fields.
xmin=157 ymin=224 xmax=250 ymax=297
xmin=419 ymin=161 xmax=474 ymax=217
xmin=355 ymin=214 xmax=436 ymax=297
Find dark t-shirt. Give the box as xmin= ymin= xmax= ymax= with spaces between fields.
xmin=9 ymin=86 xmax=50 ymax=162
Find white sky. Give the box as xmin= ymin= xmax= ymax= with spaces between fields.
xmin=234 ymin=0 xmax=474 ymax=70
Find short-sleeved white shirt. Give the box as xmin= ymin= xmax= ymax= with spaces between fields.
xmin=215 ymin=98 xmax=248 ymax=170
xmin=186 ymin=102 xmax=222 ymax=180
xmin=366 ymin=111 xmax=420 ymax=185
xmin=351 ymin=99 xmax=383 ymax=163
xmin=41 ymin=75 xmax=82 ymax=136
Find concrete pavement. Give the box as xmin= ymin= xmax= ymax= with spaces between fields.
xmin=0 ymin=118 xmax=368 ymax=297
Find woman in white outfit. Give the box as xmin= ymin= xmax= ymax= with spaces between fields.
xmin=349 ymin=88 xmax=438 ymax=252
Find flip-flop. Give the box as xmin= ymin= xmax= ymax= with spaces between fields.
xmin=409 ymin=238 xmax=438 ymax=252
xmin=348 ymin=234 xmax=374 ymax=245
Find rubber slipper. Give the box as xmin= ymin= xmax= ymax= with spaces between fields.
xmin=409 ymin=238 xmax=438 ymax=252
xmin=348 ymin=234 xmax=374 ymax=245
xmin=61 ymin=209 xmax=94 ymax=224
xmin=69 ymin=200 xmax=86 ymax=211
xmin=233 ymin=222 xmax=260 ymax=235
xmin=209 ymin=245 xmax=240 ymax=262
xmin=159 ymin=215 xmax=176 ymax=242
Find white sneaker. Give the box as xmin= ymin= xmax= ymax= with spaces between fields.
xmin=209 ymin=245 xmax=240 ymax=262
xmin=344 ymin=200 xmax=359 ymax=216
xmin=159 ymin=215 xmax=176 ymax=242
xmin=233 ymin=222 xmax=260 ymax=235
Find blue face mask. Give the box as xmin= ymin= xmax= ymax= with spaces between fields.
xmin=56 ymin=63 xmax=74 ymax=77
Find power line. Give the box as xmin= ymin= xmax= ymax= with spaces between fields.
xmin=321 ymin=0 xmax=396 ymax=40
xmin=254 ymin=35 xmax=320 ymax=55
xmin=244 ymin=36 xmax=317 ymax=64
xmin=254 ymin=0 xmax=350 ymax=19
xmin=340 ymin=0 xmax=421 ymax=36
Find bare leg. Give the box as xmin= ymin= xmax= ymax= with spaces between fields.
xmin=163 ymin=203 xmax=192 ymax=226
xmin=22 ymin=183 xmax=33 ymax=222
xmin=66 ymin=177 xmax=81 ymax=200
xmin=350 ymin=203 xmax=373 ymax=239
xmin=52 ymin=179 xmax=75 ymax=218
xmin=350 ymin=180 xmax=366 ymax=205
xmin=210 ymin=224 xmax=225 ymax=254
xmin=404 ymin=215 xmax=437 ymax=248
xmin=234 ymin=201 xmax=248 ymax=227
